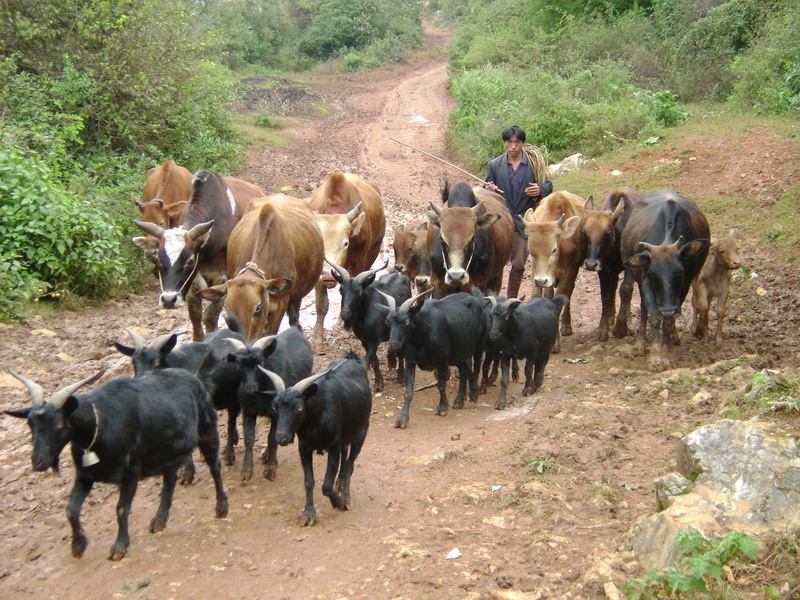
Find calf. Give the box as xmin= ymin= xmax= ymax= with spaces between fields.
xmin=479 ymin=291 xmax=520 ymax=394
xmin=487 ymin=296 xmax=566 ymax=409
xmin=223 ymin=328 xmax=313 ymax=482
xmin=382 ymin=289 xmax=486 ymax=428
xmin=692 ymin=232 xmax=741 ymax=345
xmin=258 ymin=353 xmax=371 ymax=526
xmin=5 ymin=367 xmax=228 ymax=561
xmin=327 ymin=258 xmax=411 ymax=391
xmin=392 ymin=219 xmax=430 ymax=288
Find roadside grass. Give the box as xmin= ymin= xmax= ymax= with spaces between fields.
xmin=231 ymin=114 xmax=290 ymax=149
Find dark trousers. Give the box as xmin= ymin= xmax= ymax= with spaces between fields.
xmin=507 ymin=232 xmax=528 ymax=298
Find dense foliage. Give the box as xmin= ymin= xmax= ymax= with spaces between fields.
xmin=437 ymin=0 xmax=799 ymax=170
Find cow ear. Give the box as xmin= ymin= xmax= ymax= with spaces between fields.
xmin=132 ymin=236 xmax=159 ymax=251
xmin=63 ymin=396 xmax=80 ymax=417
xmin=5 ymin=408 xmax=32 ymax=419
xmin=409 ymin=300 xmax=425 ymax=316
xmin=523 ymin=208 xmax=536 ymax=223
xmin=584 ymin=195 xmax=594 ymax=211
xmin=260 ymin=339 xmax=278 ymax=358
xmin=167 ymin=201 xmax=187 ymax=219
xmin=476 ymin=212 xmax=500 ymax=230
xmin=197 ymin=284 xmax=228 ymax=302
xmin=301 ymin=384 xmax=318 ymax=400
xmin=265 ymin=278 xmax=292 ymax=296
xmin=625 ymin=252 xmax=650 ymax=269
xmin=226 ymin=353 xmax=237 ymax=363
xmin=132 ymin=193 xmax=143 ymax=209
xmin=680 ymin=239 xmax=709 ymax=261
xmin=560 ymin=215 xmax=581 ymax=238
xmin=350 ymin=212 xmax=366 ymax=237
xmin=114 ymin=342 xmax=136 ymax=357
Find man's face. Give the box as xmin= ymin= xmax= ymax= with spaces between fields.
xmin=503 ymin=136 xmax=523 ymax=159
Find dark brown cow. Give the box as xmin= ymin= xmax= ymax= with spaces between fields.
xmin=581 ymin=187 xmax=645 ymax=341
xmin=198 ymin=194 xmax=325 ymax=340
xmin=619 ymin=190 xmax=710 ymax=368
xmin=392 ymin=219 xmax=432 ymax=291
xmin=427 ymin=182 xmax=513 ymax=298
xmin=133 ymin=171 xmax=264 ymax=341
xmin=691 ymin=232 xmax=741 ymax=346
xmin=308 ymin=173 xmax=386 ymax=344
xmin=133 ymin=160 xmax=192 ymax=230
xmin=522 ymin=190 xmax=586 ymax=353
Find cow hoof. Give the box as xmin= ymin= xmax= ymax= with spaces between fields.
xmin=263 ymin=464 xmax=277 ymax=481
xmin=300 ymin=513 xmax=317 ymax=527
xmin=452 ymin=401 xmax=464 ymax=410
xmin=108 ymin=544 xmax=128 ymax=561
xmin=612 ymin=325 xmax=629 ymax=338
xmin=522 ymin=386 xmax=534 ymax=396
xmin=597 ymin=330 xmax=609 ymax=342
xmin=149 ymin=518 xmax=167 ymax=534
xmin=224 ymin=449 xmax=236 ymax=466
xmin=215 ymin=501 xmax=229 ymax=518
xmin=395 ymin=419 xmax=408 ymax=429
xmin=241 ymin=467 xmax=253 ymax=482
xmin=495 ymin=400 xmax=507 ymax=411
xmin=551 ymin=345 xmax=561 ymax=354
xmin=71 ymin=536 xmax=88 ymax=559
xmin=561 ymin=326 xmax=573 ymax=336
xmin=178 ymin=467 xmax=195 ymax=486
xmin=435 ymin=407 xmax=449 ymax=417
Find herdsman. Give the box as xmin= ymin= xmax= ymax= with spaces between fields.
xmin=485 ymin=125 xmax=552 ymax=298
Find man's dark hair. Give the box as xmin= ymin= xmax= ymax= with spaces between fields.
xmin=502 ymin=126 xmax=526 ymax=143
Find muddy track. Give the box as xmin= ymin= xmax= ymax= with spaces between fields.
xmin=1 ymin=22 xmax=798 ymax=600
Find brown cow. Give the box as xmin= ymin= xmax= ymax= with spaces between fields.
xmin=133 ymin=171 xmax=264 ymax=341
xmin=691 ymin=231 xmax=741 ymax=346
xmin=581 ymin=187 xmax=646 ymax=341
xmin=133 ymin=160 xmax=192 ymax=231
xmin=392 ymin=219 xmax=433 ymax=292
xmin=308 ymin=173 xmax=386 ymax=344
xmin=198 ymin=194 xmax=325 ymax=340
xmin=522 ymin=190 xmax=586 ymax=352
xmin=427 ymin=183 xmax=513 ymax=298
xmin=619 ymin=190 xmax=710 ymax=369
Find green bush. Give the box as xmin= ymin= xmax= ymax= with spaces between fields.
xmin=254 ymin=111 xmax=281 ymax=129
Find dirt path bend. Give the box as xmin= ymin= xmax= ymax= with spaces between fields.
xmin=1 ymin=21 xmax=799 ymax=600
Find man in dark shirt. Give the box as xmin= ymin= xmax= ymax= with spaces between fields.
xmin=485 ymin=125 xmax=553 ymax=298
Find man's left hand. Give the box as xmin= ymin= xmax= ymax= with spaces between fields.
xmin=525 ymin=183 xmax=541 ymax=198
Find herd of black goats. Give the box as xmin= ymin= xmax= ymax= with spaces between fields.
xmin=4 ymin=249 xmax=567 ymax=563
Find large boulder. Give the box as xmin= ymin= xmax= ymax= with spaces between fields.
xmin=631 ymin=419 xmax=800 ymax=570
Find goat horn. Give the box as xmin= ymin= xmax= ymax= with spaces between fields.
xmin=252 ymin=335 xmax=278 ymax=351
xmin=377 ymin=290 xmax=396 ymax=312
xmin=49 ymin=366 xmax=108 ymax=409
xmin=134 ymin=220 xmax=165 ymax=239
xmin=399 ymin=287 xmax=433 ymax=313
xmin=355 ymin=259 xmax=389 ymax=284
xmin=502 ymin=298 xmax=522 ymax=309
xmin=487 ymin=295 xmax=497 ymax=308
xmin=187 ymin=220 xmax=214 ymax=241
xmin=324 ymin=257 xmax=351 ymax=281
xmin=257 ymin=366 xmax=285 ymax=392
xmin=345 ymin=202 xmax=363 ymax=223
xmin=224 ymin=338 xmax=247 ymax=353
xmin=149 ymin=333 xmax=174 ymax=353
xmin=8 ymin=370 xmax=45 ymax=407
xmin=123 ymin=327 xmax=144 ymax=352
xmin=291 ymin=367 xmax=333 ymax=395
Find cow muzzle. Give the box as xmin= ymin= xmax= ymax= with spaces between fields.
xmin=583 ymin=259 xmax=600 ymax=272
xmin=658 ymin=307 xmax=680 ymax=319
xmin=276 ymin=432 xmax=294 ymax=446
xmin=394 ymin=264 xmax=406 ymax=274
xmin=159 ymin=291 xmax=185 ymax=309
xmin=445 ymin=268 xmax=468 ymax=287
xmin=534 ymin=277 xmax=553 ymax=288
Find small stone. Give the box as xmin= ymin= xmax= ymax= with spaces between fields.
xmin=31 ymin=329 xmax=57 ymax=338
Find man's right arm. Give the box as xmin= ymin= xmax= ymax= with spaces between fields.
xmin=485 ymin=158 xmax=499 ymax=192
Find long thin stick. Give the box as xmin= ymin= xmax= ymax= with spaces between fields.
xmin=389 ymin=137 xmax=504 ymax=193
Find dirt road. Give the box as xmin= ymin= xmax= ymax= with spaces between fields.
xmin=1 ymin=22 xmax=798 ymax=600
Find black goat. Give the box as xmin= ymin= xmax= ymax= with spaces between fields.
xmin=5 ymin=367 xmax=228 ymax=560
xmin=381 ymin=289 xmax=486 ymax=428
xmin=479 ymin=291 xmax=521 ymax=393
xmin=487 ymin=295 xmax=567 ymax=409
xmin=114 ymin=329 xmax=207 ymax=377
xmin=327 ymin=258 xmax=411 ymax=391
xmin=223 ymin=327 xmax=313 ymax=482
xmin=258 ymin=353 xmax=371 ymax=526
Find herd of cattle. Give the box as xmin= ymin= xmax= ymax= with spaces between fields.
xmin=5 ymin=159 xmax=741 ymax=561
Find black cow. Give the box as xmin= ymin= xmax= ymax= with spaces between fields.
xmin=327 ymin=258 xmax=411 ymax=392
xmin=382 ymin=289 xmax=486 ymax=428
xmin=258 ymin=353 xmax=371 ymax=526
xmin=5 ymin=367 xmax=228 ymax=560
xmin=618 ymin=191 xmax=710 ymax=368
xmin=133 ymin=171 xmax=263 ymax=341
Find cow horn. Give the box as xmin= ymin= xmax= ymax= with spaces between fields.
xmin=672 ymin=235 xmax=685 ymax=249
xmin=257 ymin=366 xmax=286 ymax=392
xmin=355 ymin=259 xmax=389 ymax=284
xmin=428 ymin=201 xmax=443 ymax=216
xmin=345 ymin=202 xmax=363 ymax=223
xmin=638 ymin=242 xmax=655 ymax=252
xmin=252 ymin=335 xmax=278 ymax=351
xmin=470 ymin=200 xmax=486 ymax=216
xmin=134 ymin=220 xmax=165 ymax=239
xmin=487 ymin=295 xmax=497 ymax=308
xmin=399 ymin=287 xmax=433 ymax=313
xmin=49 ymin=366 xmax=108 ymax=409
xmin=291 ymin=367 xmax=333 ymax=395
xmin=149 ymin=333 xmax=175 ymax=353
xmin=187 ymin=220 xmax=214 ymax=241
xmin=124 ymin=327 xmax=145 ymax=352
xmin=324 ymin=257 xmax=351 ymax=281
xmin=224 ymin=338 xmax=247 ymax=353
xmin=377 ymin=290 xmax=396 ymax=312
xmin=555 ymin=214 xmax=566 ymax=228
xmin=8 ymin=370 xmax=45 ymax=407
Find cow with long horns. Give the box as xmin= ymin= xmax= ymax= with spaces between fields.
xmin=257 ymin=353 xmax=371 ymax=526
xmin=133 ymin=171 xmax=264 ymax=341
xmin=327 ymin=258 xmax=411 ymax=391
xmin=5 ymin=367 xmax=228 ymax=560
xmin=618 ymin=191 xmax=710 ymax=368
